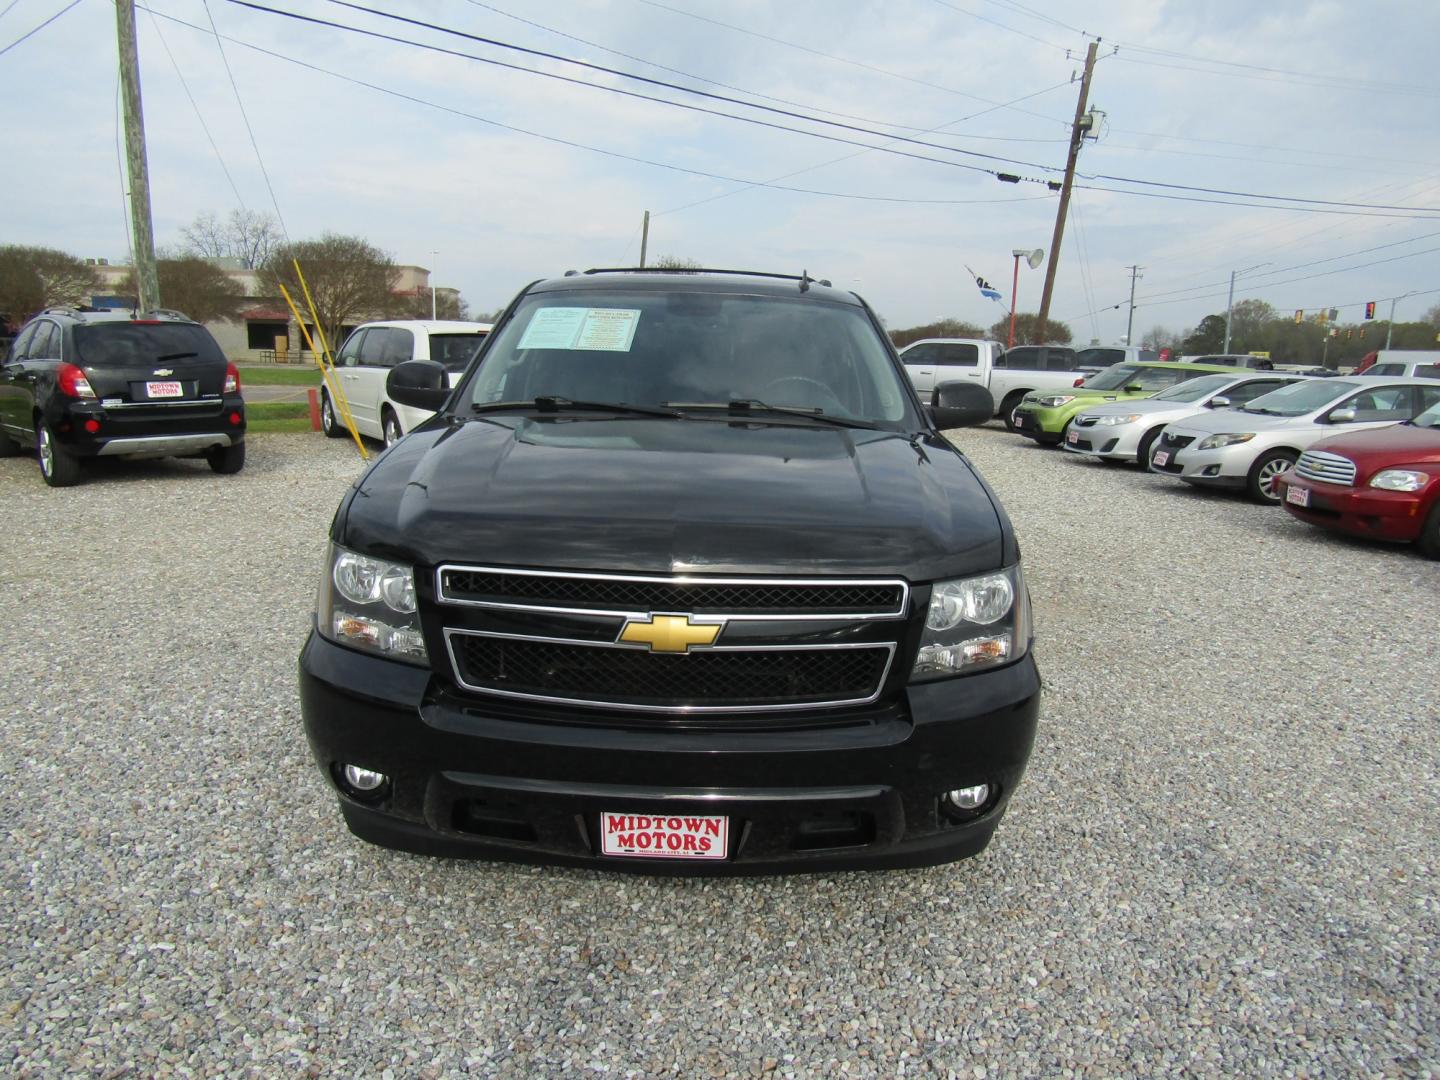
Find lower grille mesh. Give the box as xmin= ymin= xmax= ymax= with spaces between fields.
xmin=452 ymin=635 xmax=890 ymax=708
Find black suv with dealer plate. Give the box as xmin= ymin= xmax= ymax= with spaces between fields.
xmin=299 ymin=269 xmax=1040 ymax=873
xmin=0 ymin=307 xmax=245 ymax=486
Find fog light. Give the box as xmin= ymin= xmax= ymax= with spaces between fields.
xmin=944 ymin=784 xmax=990 ymax=811
xmin=341 ymin=764 xmax=387 ymax=792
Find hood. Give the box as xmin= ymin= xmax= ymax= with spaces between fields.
xmin=1076 ymin=397 xmax=1205 ymax=419
xmin=1310 ymin=422 xmax=1440 ymax=470
xmin=339 ymin=416 xmax=1007 ymax=580
xmin=1165 ymin=407 xmax=1323 ymax=436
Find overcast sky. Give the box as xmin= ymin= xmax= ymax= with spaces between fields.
xmin=3 ymin=0 xmax=1438 ymax=343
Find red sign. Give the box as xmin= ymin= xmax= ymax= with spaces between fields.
xmin=1159 ymin=347 xmax=1172 ymax=361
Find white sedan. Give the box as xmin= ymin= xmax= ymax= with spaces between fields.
xmin=1149 ymin=376 xmax=1440 ymax=503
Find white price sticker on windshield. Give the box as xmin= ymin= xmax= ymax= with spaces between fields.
xmin=518 ymin=307 xmax=641 ymax=352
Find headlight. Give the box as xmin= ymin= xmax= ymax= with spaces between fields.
xmin=1036 ymin=395 xmax=1074 ymax=408
xmin=317 ymin=543 xmax=428 ymax=664
xmin=1369 ymin=469 xmax=1431 ymax=492
xmin=1197 ymin=432 xmax=1256 ymax=450
xmin=912 ymin=565 xmax=1031 ymax=681
xmin=1093 ymin=414 xmax=1141 ymax=426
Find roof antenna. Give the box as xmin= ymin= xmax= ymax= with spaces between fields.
xmin=799 ymin=270 xmax=811 ymax=293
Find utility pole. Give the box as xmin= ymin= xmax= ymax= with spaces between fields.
xmin=116 ymin=0 xmax=159 ymax=313
xmin=1125 ymin=264 xmax=1142 ymax=345
xmin=1036 ymin=40 xmax=1098 ymax=335
xmin=639 ymin=210 xmax=650 ymax=269
xmin=1385 ymin=293 xmax=1411 ymax=348
xmin=1223 ymin=269 xmax=1238 ymax=353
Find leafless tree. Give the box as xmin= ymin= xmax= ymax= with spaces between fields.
xmin=121 ymin=257 xmax=243 ymax=321
xmin=182 ymin=209 xmax=283 ymax=269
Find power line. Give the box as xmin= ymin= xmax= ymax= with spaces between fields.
xmin=145 ymin=7 xmax=248 ymax=211
xmin=239 ymin=0 xmax=1440 ymax=220
xmin=0 ymin=0 xmax=82 ymax=57
xmin=1073 ymin=183 xmax=1439 ymax=220
xmin=926 ymin=0 xmax=1068 ymax=52
xmin=631 ymin=0 xmax=1073 ymax=129
xmin=144 ymin=8 xmax=1055 ymax=209
xmin=202 ymin=0 xmax=288 ymax=238
xmin=1110 ymin=45 xmax=1438 ymax=99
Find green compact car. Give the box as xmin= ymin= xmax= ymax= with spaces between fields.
xmin=1009 ymin=361 xmax=1243 ymax=445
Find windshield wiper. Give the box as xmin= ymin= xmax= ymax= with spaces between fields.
xmin=471 ymin=397 xmax=681 ymax=418
xmin=667 ymin=399 xmax=885 ymax=430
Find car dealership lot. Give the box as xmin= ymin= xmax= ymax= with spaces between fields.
xmin=2 ymin=431 xmax=1436 ymax=1076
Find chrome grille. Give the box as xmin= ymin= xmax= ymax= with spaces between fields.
xmin=1074 ymin=415 xmax=1098 ymax=427
xmin=1294 ymin=450 xmax=1356 ymax=486
xmin=438 ymin=566 xmax=907 ymax=617
xmin=1161 ymin=432 xmax=1195 ymax=449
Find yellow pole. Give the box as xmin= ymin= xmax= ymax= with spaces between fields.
xmin=277 ymin=281 xmax=368 ymax=460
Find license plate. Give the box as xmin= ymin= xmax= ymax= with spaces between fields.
xmin=1013 ymin=414 xmax=1028 ymax=428
xmin=600 ymin=812 xmax=728 ymax=860
xmin=1153 ymin=450 xmax=1170 ymax=467
xmin=146 ymin=380 xmax=183 ymax=398
xmin=1066 ymin=429 xmax=1079 ymax=444
xmin=1286 ymin=485 xmax=1310 ymax=507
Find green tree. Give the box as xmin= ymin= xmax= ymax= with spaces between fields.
xmin=119 ymin=256 xmax=243 ymax=322
xmin=987 ymin=313 xmax=1071 ymax=346
xmin=1182 ymin=314 xmax=1227 ymax=354
xmin=1225 ymin=298 xmax=1276 ymax=351
xmin=260 ymin=234 xmax=399 ymax=348
xmin=651 ymin=255 xmax=702 ymax=271
xmin=1421 ymin=301 xmax=1440 ymax=330
xmin=890 ymin=318 xmax=986 ymax=348
xmin=0 ymin=245 xmax=99 ymax=324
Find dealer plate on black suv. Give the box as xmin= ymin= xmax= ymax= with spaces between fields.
xmin=600 ymin=813 xmax=729 ymax=860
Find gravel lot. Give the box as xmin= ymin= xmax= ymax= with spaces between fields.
xmin=2 ymin=428 xmax=1437 ymax=1078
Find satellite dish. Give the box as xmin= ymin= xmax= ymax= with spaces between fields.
xmin=1026 ymin=248 xmax=1045 ymax=270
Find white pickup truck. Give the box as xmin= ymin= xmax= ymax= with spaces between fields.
xmin=898 ymin=338 xmax=1088 ymax=429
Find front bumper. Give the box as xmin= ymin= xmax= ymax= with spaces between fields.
xmin=298 ymin=628 xmax=1041 ymax=874
xmin=1150 ymin=436 xmax=1252 ymax=488
xmin=1062 ymin=421 xmax=1143 ymax=460
xmin=1011 ymin=406 xmax=1067 ymax=443
xmin=1275 ymin=473 xmax=1431 ymax=544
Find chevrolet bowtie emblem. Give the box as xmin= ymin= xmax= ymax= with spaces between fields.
xmin=619 ymin=614 xmax=721 ymax=653
xmin=152 ymin=368 xmax=174 ymax=376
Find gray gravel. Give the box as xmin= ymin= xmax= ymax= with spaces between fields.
xmin=1 ymin=428 xmax=1436 ymax=1078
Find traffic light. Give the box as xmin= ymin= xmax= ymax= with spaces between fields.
xmin=1345 ymin=329 xmax=1353 ymax=339
xmin=1318 ymin=309 xmax=1328 ymax=325
xmin=1294 ymin=309 xmax=1304 ymax=324
xmin=1364 ymin=301 xmax=1376 ymax=320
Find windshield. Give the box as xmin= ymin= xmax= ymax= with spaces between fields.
xmin=1412 ymin=402 xmax=1440 ymax=429
xmin=1151 ymin=374 xmax=1234 ymax=402
xmin=461 ymin=289 xmax=916 ymax=427
xmin=1082 ymin=364 xmax=1197 ymax=391
xmin=1241 ymin=379 xmax=1359 ymax=416
xmin=74 ymin=323 xmax=224 ymax=367
xmin=431 ymin=332 xmax=488 ymax=372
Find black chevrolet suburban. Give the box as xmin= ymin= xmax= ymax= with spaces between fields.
xmin=299 ymin=269 xmax=1040 ymax=873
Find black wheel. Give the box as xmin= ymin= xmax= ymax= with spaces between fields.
xmin=382 ymin=408 xmax=403 ymax=449
xmin=37 ymin=422 xmax=81 ymax=487
xmin=206 ymin=440 xmax=246 ymax=475
xmin=320 ymin=392 xmax=344 ymax=438
xmin=1417 ymin=501 xmax=1440 ymax=559
xmin=1246 ymin=449 xmax=1297 ymax=504
xmin=1000 ymin=392 xmax=1026 ymax=432
xmin=1136 ymin=426 xmax=1164 ymax=467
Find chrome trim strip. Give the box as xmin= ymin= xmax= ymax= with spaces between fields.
xmin=99 ymin=399 xmax=224 ymax=409
xmin=440 ymin=771 xmax=887 ymax=802
xmin=95 ymin=433 xmax=234 ymax=456
xmin=442 ymin=628 xmax=897 ymax=714
xmin=434 ymin=564 xmax=910 ymax=621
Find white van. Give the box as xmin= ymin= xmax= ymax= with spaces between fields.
xmin=323 ymin=320 xmax=492 ymax=446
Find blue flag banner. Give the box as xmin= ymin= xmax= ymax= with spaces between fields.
xmin=965 ymin=264 xmax=1004 ymax=303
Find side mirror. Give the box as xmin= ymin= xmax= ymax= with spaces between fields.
xmin=1123 ymin=383 xmax=1144 ymax=392
xmin=1207 ymin=395 xmax=1232 ymax=409
xmin=387 ymin=359 xmax=449 ymax=410
xmin=1328 ymin=406 xmax=1357 ymax=424
xmin=929 ymin=380 xmax=994 ymax=429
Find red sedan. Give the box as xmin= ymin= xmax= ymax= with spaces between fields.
xmin=1276 ymin=405 xmax=1440 ymax=557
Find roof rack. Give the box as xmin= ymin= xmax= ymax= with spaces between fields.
xmin=583 ymin=267 xmax=834 ymax=289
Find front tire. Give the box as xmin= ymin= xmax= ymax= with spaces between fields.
xmin=1247 ymin=449 xmax=1297 ymax=505
xmin=207 ymin=440 xmax=246 ymax=475
xmin=382 ymin=407 xmax=403 ymax=449
xmin=1417 ymin=501 xmax=1440 ymax=559
xmin=320 ymin=392 xmax=344 ymax=438
xmin=1137 ymin=426 xmax=1164 ymax=467
xmin=1001 ymin=392 xmax=1026 ymax=432
xmin=37 ymin=423 xmax=81 ymax=487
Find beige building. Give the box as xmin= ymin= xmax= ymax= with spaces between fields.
xmin=88 ymin=258 xmax=461 ymax=362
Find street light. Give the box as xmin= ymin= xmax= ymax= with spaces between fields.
xmin=1008 ymin=248 xmax=1044 ymax=349
xmin=1385 ymin=292 xmax=1416 ymax=349
xmin=1223 ymin=262 xmax=1271 ymax=352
